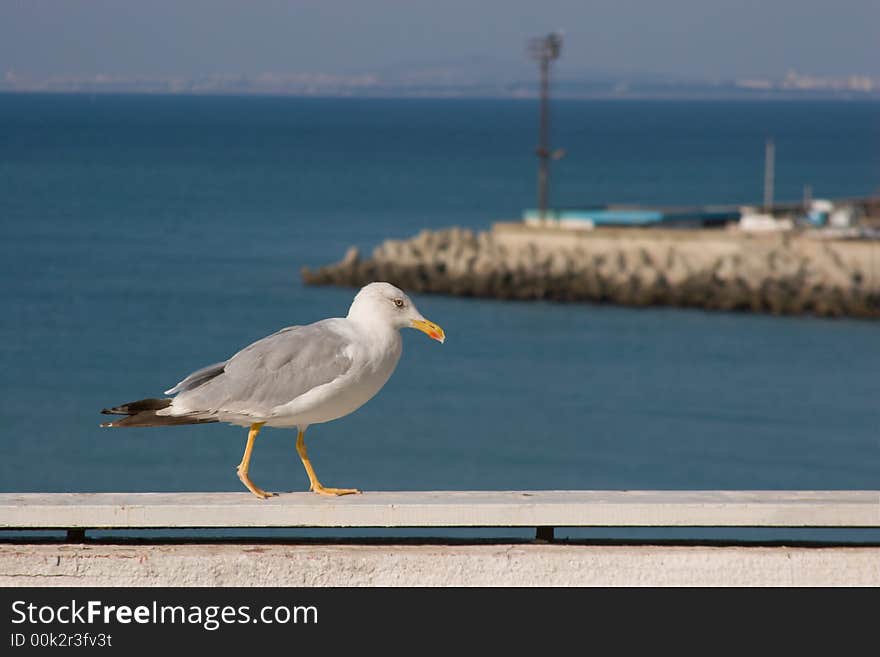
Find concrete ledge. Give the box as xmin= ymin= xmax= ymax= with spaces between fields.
xmin=3 ymin=491 xmax=879 ymax=529
xmin=2 ymin=543 xmax=880 ymax=586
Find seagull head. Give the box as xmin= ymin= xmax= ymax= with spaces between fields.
xmin=347 ymin=282 xmax=445 ymax=343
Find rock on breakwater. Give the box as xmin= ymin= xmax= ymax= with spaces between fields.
xmin=301 ymin=223 xmax=880 ymax=318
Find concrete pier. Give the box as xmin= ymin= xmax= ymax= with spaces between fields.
xmin=301 ymin=223 xmax=880 ymax=318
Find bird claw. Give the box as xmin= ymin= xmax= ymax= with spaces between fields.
xmin=236 ymin=468 xmax=274 ymax=499
xmin=313 ymin=486 xmax=361 ymax=496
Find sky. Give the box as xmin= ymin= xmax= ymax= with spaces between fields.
xmin=1 ymin=0 xmax=878 ymax=81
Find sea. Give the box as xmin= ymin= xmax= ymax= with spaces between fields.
xmin=1 ymin=93 xmax=878 ymax=540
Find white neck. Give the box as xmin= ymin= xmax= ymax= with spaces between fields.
xmin=347 ymin=303 xmax=397 ymax=336
xmin=345 ymin=305 xmax=403 ymax=368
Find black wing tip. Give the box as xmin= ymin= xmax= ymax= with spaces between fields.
xmin=100 ymin=398 xmax=173 ymax=416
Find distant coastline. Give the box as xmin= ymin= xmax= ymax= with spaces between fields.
xmin=3 ymin=90 xmax=880 ymax=102
xmin=2 ymin=70 xmax=878 ymax=101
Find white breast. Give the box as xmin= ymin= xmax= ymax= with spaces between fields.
xmin=264 ymin=328 xmax=402 ymax=428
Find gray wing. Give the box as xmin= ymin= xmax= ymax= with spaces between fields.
xmin=171 ymin=320 xmax=353 ymax=418
xmin=165 ymin=361 xmax=227 ymax=395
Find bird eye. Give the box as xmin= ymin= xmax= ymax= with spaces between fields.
xmin=393 ymin=298 xmax=405 ymax=309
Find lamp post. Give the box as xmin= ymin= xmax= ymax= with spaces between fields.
xmin=528 ymin=33 xmax=564 ymax=224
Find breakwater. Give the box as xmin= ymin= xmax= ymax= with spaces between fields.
xmin=301 ymin=223 xmax=880 ymax=318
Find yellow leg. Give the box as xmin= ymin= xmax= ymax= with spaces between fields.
xmin=236 ymin=422 xmax=274 ymax=499
xmin=295 ymin=429 xmax=360 ymax=496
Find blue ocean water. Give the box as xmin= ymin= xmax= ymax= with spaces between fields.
xmin=1 ymin=93 xmax=878 ymax=539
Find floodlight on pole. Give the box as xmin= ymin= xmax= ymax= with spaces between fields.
xmin=528 ymin=32 xmax=564 ymax=224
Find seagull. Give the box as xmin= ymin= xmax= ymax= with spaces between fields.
xmin=101 ymin=282 xmax=445 ymax=499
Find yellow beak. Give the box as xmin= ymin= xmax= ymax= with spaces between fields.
xmin=411 ymin=318 xmax=445 ymax=343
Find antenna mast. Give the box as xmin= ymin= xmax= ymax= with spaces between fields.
xmin=763 ymin=137 xmax=775 ymax=212
xmin=528 ymin=33 xmax=564 ymax=224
